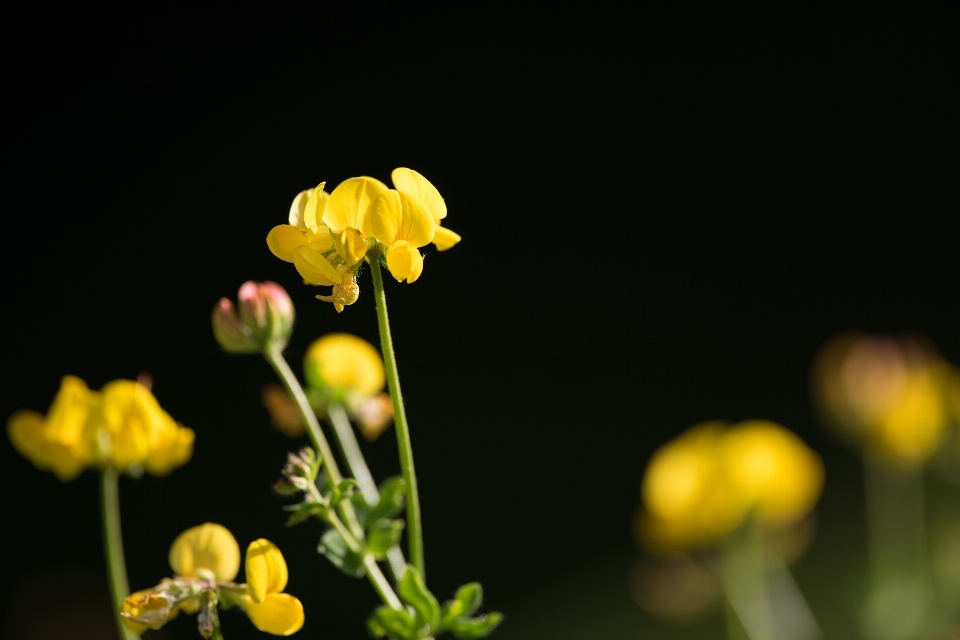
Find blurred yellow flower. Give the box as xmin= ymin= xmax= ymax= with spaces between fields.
xmin=169 ymin=522 xmax=241 ymax=583
xmin=7 ymin=376 xmax=193 ymax=480
xmin=304 ymin=333 xmax=385 ymax=398
xmin=813 ymin=333 xmax=956 ymax=467
xmin=243 ymin=539 xmax=305 ymax=635
xmin=638 ymin=421 xmax=823 ymax=552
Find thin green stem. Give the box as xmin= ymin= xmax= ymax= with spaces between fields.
xmin=263 ymin=346 xmax=363 ymax=536
xmin=370 ymin=252 xmax=425 ymax=579
xmin=718 ymin=523 xmax=776 ymax=640
xmin=328 ymin=401 xmax=408 ymax=582
xmin=100 ymin=467 xmax=139 ymax=640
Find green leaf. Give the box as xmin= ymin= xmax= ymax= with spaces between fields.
xmin=367 ymin=519 xmax=405 ymax=560
xmin=454 ymin=583 xmax=483 ymax=617
xmin=369 ymin=605 xmax=417 ymax=639
xmin=449 ymin=613 xmax=503 ymax=639
xmin=360 ymin=476 xmax=406 ymax=526
xmin=318 ymin=529 xmax=365 ymax=578
xmin=398 ymin=565 xmax=440 ymax=630
xmin=439 ymin=599 xmax=466 ymax=629
xmin=329 ymin=478 xmax=359 ymax=505
xmin=284 ymin=502 xmax=325 ymax=527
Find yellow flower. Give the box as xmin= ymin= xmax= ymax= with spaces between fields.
xmin=7 ymin=376 xmax=97 ymax=481
xmin=638 ymin=421 xmax=823 ymax=552
xmin=390 ymin=168 xmax=460 ymax=251
xmin=304 ymin=334 xmax=385 ymax=398
xmin=242 ymin=539 xmax=305 ymax=636
xmin=169 ymin=522 xmax=241 ymax=583
xmin=323 ymin=176 xmax=388 ymax=266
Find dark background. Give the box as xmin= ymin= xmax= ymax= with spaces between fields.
xmin=2 ymin=6 xmax=958 ymax=640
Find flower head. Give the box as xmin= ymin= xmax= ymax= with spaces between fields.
xmin=123 ymin=524 xmax=304 ymax=637
xmin=214 ymin=281 xmax=295 ymax=353
xmin=7 ymin=376 xmax=193 ymax=480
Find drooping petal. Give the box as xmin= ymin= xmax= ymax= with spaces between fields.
xmin=245 ymin=539 xmax=289 ymax=603
xmin=395 ymin=192 xmax=436 ymax=247
xmin=243 ymin=593 xmax=305 ymax=636
xmin=323 ymin=176 xmax=388 ymax=232
xmin=385 ymin=241 xmax=424 ymax=283
xmin=432 ymin=225 xmax=461 ymax=251
xmin=302 ymin=185 xmax=329 ymax=234
xmin=293 ymin=246 xmax=341 ymax=286
xmin=168 ymin=523 xmax=240 ymax=582
xmin=267 ymin=225 xmax=310 ymax=263
xmin=364 ymin=189 xmax=402 ymax=245
xmin=335 ymin=227 xmax=368 ymax=266
xmin=391 ymin=167 xmax=447 ymax=220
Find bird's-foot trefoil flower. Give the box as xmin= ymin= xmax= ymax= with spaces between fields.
xmin=122 ymin=523 xmax=304 ymax=637
xmin=214 ymin=281 xmax=295 ymax=352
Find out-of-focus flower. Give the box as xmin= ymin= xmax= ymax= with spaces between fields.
xmin=303 ymin=333 xmax=394 ymax=439
xmin=7 ymin=376 xmax=194 ymax=480
xmin=214 ymin=281 xmax=295 ymax=353
xmin=262 ymin=383 xmax=304 ymax=438
xmin=637 ymin=421 xmax=823 ymax=553
xmin=813 ymin=333 xmax=957 ymax=467
xmin=123 ymin=523 xmax=304 ymax=637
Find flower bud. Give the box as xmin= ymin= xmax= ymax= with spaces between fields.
xmin=213 ymin=282 xmax=295 ymax=353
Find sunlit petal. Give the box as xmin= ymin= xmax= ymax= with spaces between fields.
xmin=267 ymin=225 xmax=310 ymax=263
xmin=386 ymin=241 xmax=424 ymax=283
xmin=168 ymin=523 xmax=240 ymax=582
xmin=293 ymin=246 xmax=341 ymax=285
xmin=245 ymin=539 xmax=289 ymax=603
xmin=396 ymin=192 xmax=436 ymax=247
xmin=391 ymin=167 xmax=447 ymax=220
xmin=243 ymin=593 xmax=305 ymax=636
xmin=364 ymin=189 xmax=402 ymax=245
xmin=432 ymin=225 xmax=461 ymax=251
xmin=323 ymin=176 xmax=388 ymax=232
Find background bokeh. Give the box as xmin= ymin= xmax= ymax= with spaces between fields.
xmin=2 ymin=6 xmax=958 ymax=639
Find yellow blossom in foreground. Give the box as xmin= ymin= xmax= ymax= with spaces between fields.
xmin=242 ymin=539 xmax=304 ymax=635
xmin=124 ymin=524 xmax=303 ymax=636
xmin=7 ymin=376 xmax=193 ymax=480
xmin=323 ymin=176 xmax=387 ymax=266
xmin=813 ymin=333 xmax=956 ymax=467
xmin=639 ymin=420 xmax=823 ymax=552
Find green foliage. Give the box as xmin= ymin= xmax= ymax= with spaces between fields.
xmin=318 ymin=529 xmax=365 ymax=578
xmin=367 ymin=518 xmax=405 ymax=560
xmin=399 ymin=566 xmax=441 ymax=630
xmin=353 ymin=476 xmax=406 ymax=526
xmin=284 ymin=501 xmax=326 ymax=527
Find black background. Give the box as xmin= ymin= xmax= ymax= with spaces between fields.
xmin=2 ymin=6 xmax=958 ymax=640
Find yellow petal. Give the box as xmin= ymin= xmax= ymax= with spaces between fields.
xmin=323 ymin=176 xmax=388 ymax=232
xmin=396 ymin=191 xmax=436 ymax=247
xmin=7 ymin=410 xmax=47 ymax=467
xmin=364 ymin=189 xmax=402 ymax=245
xmin=303 ymin=333 xmax=385 ymax=396
xmin=267 ymin=225 xmax=310 ymax=263
xmin=293 ymin=246 xmax=341 ymax=286
xmin=88 ymin=380 xmax=162 ymax=470
xmin=302 ymin=186 xmax=329 ymax=234
xmin=385 ymin=241 xmax=424 ymax=284
xmin=243 ymin=593 xmax=305 ymax=636
xmin=144 ymin=418 xmax=195 ymax=476
xmin=287 ymin=190 xmax=310 ymax=229
xmin=334 ymin=227 xmax=369 ymax=266
xmin=432 ymin=225 xmax=461 ymax=251
xmin=391 ymin=167 xmax=447 ymax=220
xmin=245 ymin=539 xmax=289 ymax=603
xmin=169 ymin=523 xmax=240 ymax=582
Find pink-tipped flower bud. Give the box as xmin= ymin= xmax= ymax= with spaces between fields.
xmin=213 ymin=282 xmax=295 ymax=353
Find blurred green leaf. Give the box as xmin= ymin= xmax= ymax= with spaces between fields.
xmin=454 ymin=583 xmax=483 ymax=618
xmin=359 ymin=476 xmax=406 ymax=526
xmin=449 ymin=613 xmax=503 ymax=639
xmin=284 ymin=501 xmax=324 ymax=527
xmin=318 ymin=529 xmax=365 ymax=578
xmin=398 ymin=565 xmax=440 ymax=630
xmin=369 ymin=605 xmax=417 ymax=639
xmin=367 ymin=518 xmax=405 ymax=560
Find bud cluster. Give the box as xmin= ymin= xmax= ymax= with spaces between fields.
xmin=213 ymin=281 xmax=295 ymax=353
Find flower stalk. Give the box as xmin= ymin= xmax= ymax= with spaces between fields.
xmin=100 ymin=467 xmax=139 ymax=640
xmin=370 ymin=251 xmax=425 ymax=579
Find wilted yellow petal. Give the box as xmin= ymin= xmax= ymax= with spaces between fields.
xmin=391 ymin=168 xmax=447 ymax=221
xmin=7 ymin=410 xmax=47 ymax=467
xmin=245 ymin=539 xmax=289 ymax=603
xmin=304 ymin=333 xmax=385 ymax=396
xmin=396 ymin=192 xmax=436 ymax=247
xmin=243 ymin=593 xmax=305 ymax=636
xmin=385 ymin=241 xmax=424 ymax=283
xmin=169 ymin=523 xmax=240 ymax=582
xmin=293 ymin=246 xmax=340 ymax=286
xmin=364 ymin=189 xmax=402 ymax=245
xmin=335 ymin=227 xmax=368 ymax=266
xmin=323 ymin=176 xmax=388 ymax=232
xmin=267 ymin=225 xmax=310 ymax=263
xmin=432 ymin=225 xmax=461 ymax=251
xmin=302 ymin=186 xmax=329 ymax=234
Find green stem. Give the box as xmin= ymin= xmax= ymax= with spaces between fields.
xmin=369 ymin=252 xmax=425 ymax=579
xmin=718 ymin=522 xmax=776 ymax=640
xmin=328 ymin=401 xmax=408 ymax=582
xmin=263 ymin=346 xmax=363 ymax=536
xmin=100 ymin=467 xmax=139 ymax=640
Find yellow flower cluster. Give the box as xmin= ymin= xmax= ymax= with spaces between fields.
xmin=638 ymin=421 xmax=824 ymax=553
xmin=122 ymin=523 xmax=304 ymax=636
xmin=267 ymin=169 xmax=459 ymax=311
xmin=813 ymin=333 xmax=960 ymax=467
xmin=7 ymin=376 xmax=194 ymax=481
